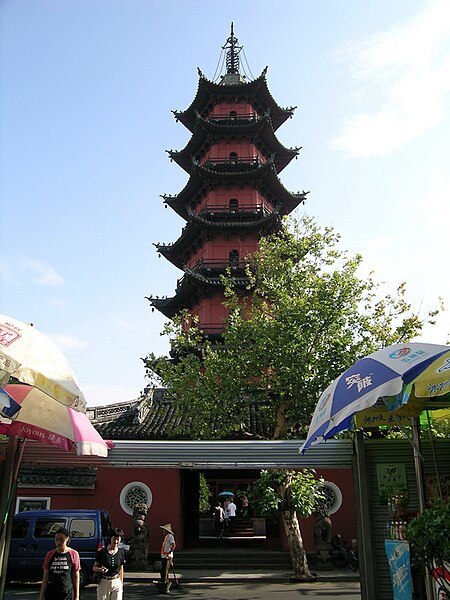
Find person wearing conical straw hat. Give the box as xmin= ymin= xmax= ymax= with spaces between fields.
xmin=159 ymin=524 xmax=176 ymax=583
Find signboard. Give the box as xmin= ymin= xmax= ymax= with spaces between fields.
xmin=385 ymin=540 xmax=413 ymax=600
xmin=15 ymin=497 xmax=50 ymax=513
xmin=377 ymin=463 xmax=407 ymax=506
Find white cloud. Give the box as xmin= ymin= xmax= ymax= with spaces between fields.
xmin=20 ymin=257 xmax=65 ymax=286
xmin=354 ymin=168 xmax=450 ymax=343
xmin=331 ymin=0 xmax=450 ymax=157
xmin=48 ymin=333 xmax=89 ymax=353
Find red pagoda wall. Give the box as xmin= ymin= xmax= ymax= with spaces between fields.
xmin=210 ymin=102 xmax=255 ymax=117
xmin=202 ymin=142 xmax=264 ymax=163
xmin=196 ymin=187 xmax=270 ymax=212
xmin=188 ymin=236 xmax=258 ymax=265
xmin=189 ymin=296 xmax=229 ymax=330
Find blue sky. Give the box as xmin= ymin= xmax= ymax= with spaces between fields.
xmin=1 ymin=0 xmax=449 ymax=407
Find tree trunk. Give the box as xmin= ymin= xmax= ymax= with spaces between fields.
xmin=273 ymin=398 xmax=291 ymax=439
xmin=281 ymin=509 xmax=315 ymax=581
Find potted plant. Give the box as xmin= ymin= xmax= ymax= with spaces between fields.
xmin=405 ymin=501 xmax=450 ymax=596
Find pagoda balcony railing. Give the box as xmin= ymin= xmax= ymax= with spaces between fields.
xmin=207 ymin=113 xmax=258 ymax=123
xmin=176 ymin=260 xmax=250 ymax=290
xmin=198 ymin=203 xmax=271 ymax=220
xmin=201 ymin=156 xmax=264 ymax=173
xmin=189 ymin=258 xmax=249 ymax=274
xmin=197 ymin=322 xmax=226 ymax=336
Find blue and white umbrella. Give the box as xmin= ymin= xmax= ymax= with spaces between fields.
xmin=300 ymin=342 xmax=450 ymax=453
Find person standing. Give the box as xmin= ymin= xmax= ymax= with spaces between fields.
xmin=159 ymin=523 xmax=176 ymax=583
xmin=93 ymin=527 xmax=126 ymax=600
xmin=39 ymin=527 xmax=80 ymax=600
xmin=222 ymin=497 xmax=230 ymax=529
xmin=227 ymin=497 xmax=237 ymax=533
xmin=213 ymin=502 xmax=225 ymax=539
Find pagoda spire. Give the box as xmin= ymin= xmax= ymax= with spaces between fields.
xmin=223 ymin=22 xmax=242 ymax=75
xmin=220 ymin=23 xmax=246 ymax=85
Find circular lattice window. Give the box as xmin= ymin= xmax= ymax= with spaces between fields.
xmin=119 ymin=482 xmax=152 ymax=516
xmin=316 ymin=481 xmax=343 ymax=515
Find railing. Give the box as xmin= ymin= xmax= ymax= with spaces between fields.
xmin=176 ymin=260 xmax=250 ymax=290
xmin=201 ymin=156 xmax=264 ymax=172
xmin=207 ymin=113 xmax=257 ymax=122
xmin=197 ymin=323 xmax=226 ymax=336
xmin=189 ymin=258 xmax=249 ymax=272
xmin=198 ymin=203 xmax=271 ymax=217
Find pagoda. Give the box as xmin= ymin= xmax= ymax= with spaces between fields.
xmin=148 ymin=25 xmax=306 ymax=340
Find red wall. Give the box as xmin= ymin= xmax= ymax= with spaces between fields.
xmin=17 ymin=467 xmax=182 ymax=553
xmin=17 ymin=467 xmax=357 ymax=554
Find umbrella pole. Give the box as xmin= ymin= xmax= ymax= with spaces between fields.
xmin=426 ymin=410 xmax=443 ymax=500
xmin=410 ymin=417 xmax=426 ymax=514
xmin=410 ymin=417 xmax=436 ymax=600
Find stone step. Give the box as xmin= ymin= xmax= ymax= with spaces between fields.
xmin=172 ymin=550 xmax=292 ymax=570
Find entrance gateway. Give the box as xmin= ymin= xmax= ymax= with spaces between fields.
xmin=7 ymin=438 xmax=355 ymax=555
xmin=182 ymin=469 xmax=345 ymax=545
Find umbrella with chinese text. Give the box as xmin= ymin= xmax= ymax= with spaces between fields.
xmin=300 ymin=342 xmax=450 ymax=453
xmin=0 ymin=314 xmax=86 ymax=412
xmin=1 ymin=384 xmax=111 ymax=457
xmin=299 ymin=342 xmax=450 ymax=600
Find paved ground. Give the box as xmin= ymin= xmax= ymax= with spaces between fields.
xmin=5 ymin=580 xmax=362 ymax=599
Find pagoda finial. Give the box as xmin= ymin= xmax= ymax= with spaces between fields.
xmin=222 ymin=22 xmax=242 ymax=75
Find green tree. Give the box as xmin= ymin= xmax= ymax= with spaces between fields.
xmin=247 ymin=469 xmax=324 ymax=581
xmin=145 ymin=216 xmax=438 ymax=440
xmin=199 ymin=473 xmax=212 ymax=514
xmin=145 ymin=215 xmax=439 ymax=580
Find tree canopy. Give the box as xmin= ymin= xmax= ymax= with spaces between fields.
xmin=145 ymin=215 xmax=439 ymax=440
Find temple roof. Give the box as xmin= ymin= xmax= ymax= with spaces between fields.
xmin=147 ymin=269 xmax=249 ymax=319
xmin=162 ymin=167 xmax=306 ymax=220
xmin=156 ymin=211 xmax=280 ymax=269
xmin=172 ymin=69 xmax=296 ymax=134
xmin=168 ymin=112 xmax=299 ymax=174
xmin=91 ymin=389 xmax=272 ymax=440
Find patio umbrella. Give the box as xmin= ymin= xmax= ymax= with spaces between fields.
xmin=300 ymin=342 xmax=450 ymax=453
xmin=0 ymin=385 xmax=111 ymax=597
xmin=299 ymin=342 xmax=450 ymax=600
xmin=0 ymin=314 xmax=86 ymax=412
xmin=1 ymin=384 xmax=111 ymax=457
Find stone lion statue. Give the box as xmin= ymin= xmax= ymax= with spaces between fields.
xmin=129 ymin=503 xmax=149 ymax=568
xmin=313 ymin=508 xmax=332 ymax=549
